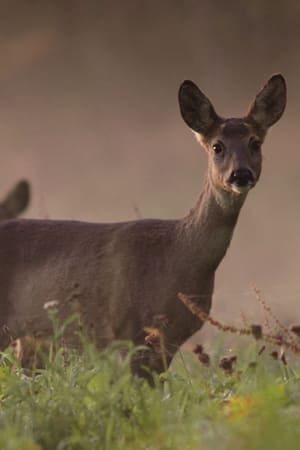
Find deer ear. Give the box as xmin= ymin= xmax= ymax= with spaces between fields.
xmin=247 ymin=74 xmax=286 ymax=129
xmin=178 ymin=80 xmax=219 ymax=136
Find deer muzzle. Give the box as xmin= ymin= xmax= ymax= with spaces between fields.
xmin=228 ymin=169 xmax=254 ymax=188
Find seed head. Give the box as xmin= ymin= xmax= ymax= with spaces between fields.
xmin=290 ymin=325 xmax=300 ymax=337
xmin=251 ymin=324 xmax=262 ymax=340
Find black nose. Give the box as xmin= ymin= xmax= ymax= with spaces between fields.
xmin=229 ymin=169 xmax=254 ymax=187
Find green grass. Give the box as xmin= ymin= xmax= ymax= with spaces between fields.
xmin=1 ymin=333 xmax=300 ymax=450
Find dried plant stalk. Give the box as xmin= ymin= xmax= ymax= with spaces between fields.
xmin=178 ymin=292 xmax=300 ymax=354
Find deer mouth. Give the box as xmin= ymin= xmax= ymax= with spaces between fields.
xmin=228 ymin=169 xmax=255 ymax=193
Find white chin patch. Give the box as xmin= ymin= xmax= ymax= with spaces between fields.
xmin=231 ymin=184 xmax=251 ymax=195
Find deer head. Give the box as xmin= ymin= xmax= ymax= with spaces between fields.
xmin=178 ymin=74 xmax=286 ymax=196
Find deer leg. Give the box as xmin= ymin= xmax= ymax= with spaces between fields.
xmin=0 ymin=326 xmax=12 ymax=352
xmin=130 ymin=345 xmax=173 ymax=385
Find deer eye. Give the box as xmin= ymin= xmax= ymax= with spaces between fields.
xmin=212 ymin=142 xmax=224 ymax=155
xmin=250 ymin=140 xmax=261 ymax=153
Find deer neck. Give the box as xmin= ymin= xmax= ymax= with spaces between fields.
xmin=179 ymin=175 xmax=247 ymax=270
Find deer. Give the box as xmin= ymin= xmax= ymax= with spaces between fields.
xmin=0 ymin=75 xmax=286 ymax=382
xmin=0 ymin=180 xmax=30 ymax=221
xmin=0 ymin=179 xmax=32 ymax=365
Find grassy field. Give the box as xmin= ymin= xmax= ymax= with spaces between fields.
xmin=1 ymin=311 xmax=300 ymax=450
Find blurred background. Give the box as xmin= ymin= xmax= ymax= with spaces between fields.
xmin=1 ymin=0 xmax=300 ymax=333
